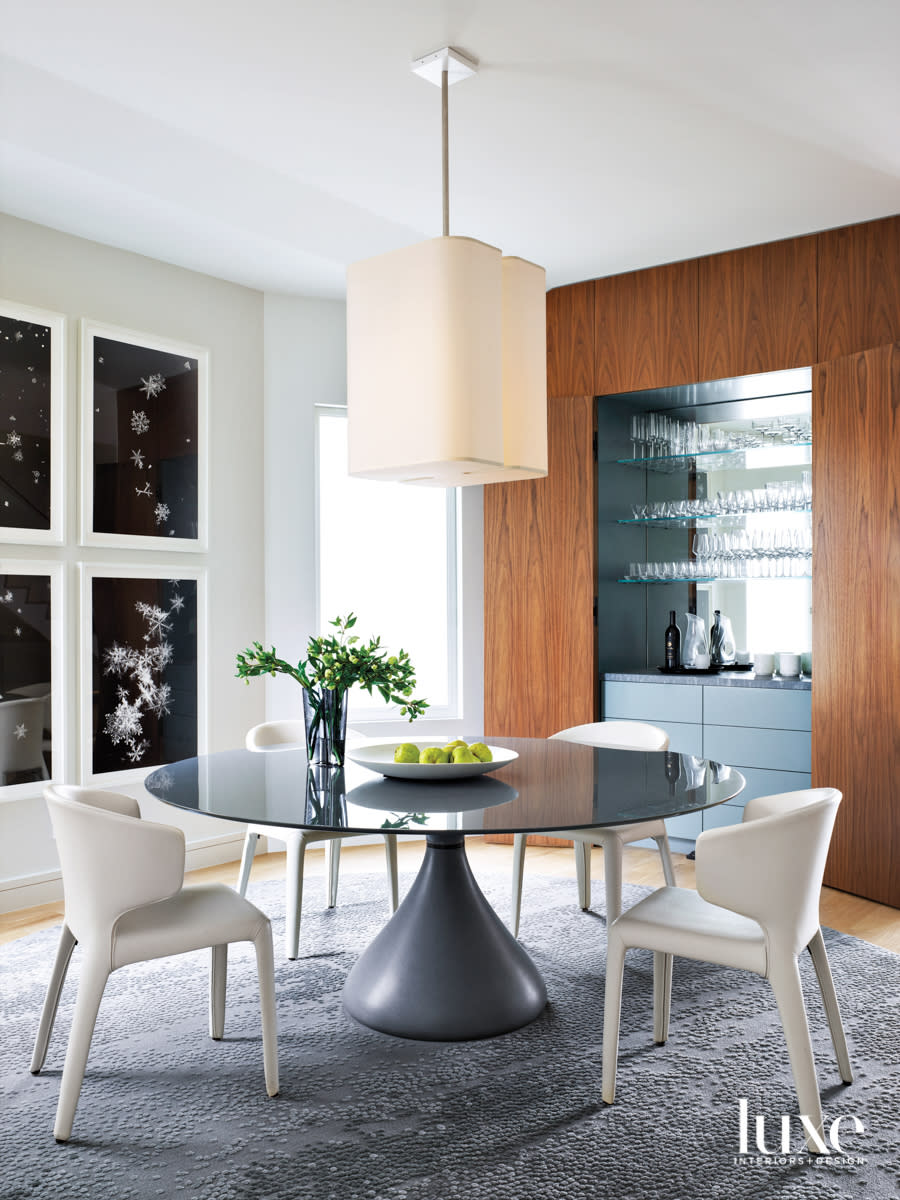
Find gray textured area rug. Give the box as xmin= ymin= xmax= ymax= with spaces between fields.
xmin=1 ymin=869 xmax=898 ymax=1200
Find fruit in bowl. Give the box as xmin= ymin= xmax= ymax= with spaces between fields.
xmin=394 ymin=743 xmax=420 ymax=764
xmin=389 ymin=740 xmax=495 ymax=765
xmin=469 ymin=743 xmax=493 ymax=762
xmin=420 ymin=746 xmax=450 ymax=764
xmin=451 ymin=746 xmax=478 ymax=764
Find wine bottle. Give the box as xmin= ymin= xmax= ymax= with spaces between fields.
xmin=710 ymin=609 xmax=725 ymax=666
xmin=664 ymin=611 xmax=680 ymax=670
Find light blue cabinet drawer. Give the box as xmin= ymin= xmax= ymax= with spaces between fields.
xmin=702 ymin=802 xmax=744 ymax=831
xmin=704 ymin=725 xmax=811 ymax=773
xmin=665 ymin=810 xmax=704 ymax=841
xmin=725 ymin=766 xmax=812 ymax=810
xmin=607 ymin=720 xmax=702 ymax=756
xmin=603 ymin=681 xmax=702 ymax=726
xmin=660 ymin=723 xmax=703 ymax=756
xmin=702 ymin=686 xmax=811 ymax=731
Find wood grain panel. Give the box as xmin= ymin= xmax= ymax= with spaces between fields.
xmin=817 ymin=215 xmax=900 ymax=361
xmin=546 ymin=283 xmax=595 ymax=399
xmin=699 ymin=236 xmax=817 ymax=380
xmin=812 ymin=342 xmax=900 ymax=907
xmin=593 ymin=260 xmax=699 ymax=394
xmin=483 ymin=395 xmax=597 ymax=739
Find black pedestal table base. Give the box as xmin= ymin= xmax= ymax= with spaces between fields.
xmin=342 ymin=832 xmax=548 ymax=1040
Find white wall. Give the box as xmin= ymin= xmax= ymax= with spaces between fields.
xmin=0 ymin=234 xmax=486 ymax=914
xmin=0 ymin=213 xmax=267 ymax=911
xmin=262 ymin=293 xmax=484 ymax=743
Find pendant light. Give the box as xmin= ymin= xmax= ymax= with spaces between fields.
xmin=346 ymin=47 xmax=548 ymax=486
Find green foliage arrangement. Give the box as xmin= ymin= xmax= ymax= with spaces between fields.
xmin=235 ymin=613 xmax=429 ymax=721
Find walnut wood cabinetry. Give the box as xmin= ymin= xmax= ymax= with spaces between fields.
xmin=817 ymin=215 xmax=900 ymax=360
xmin=698 ymin=236 xmax=817 ymax=380
xmin=546 ymin=282 xmax=594 ymax=398
xmin=593 ymin=260 xmax=699 ymax=394
xmin=484 ymin=213 xmax=900 ymax=905
xmin=812 ymin=342 xmax=900 ymax=907
xmin=484 ymin=395 xmax=597 ymax=739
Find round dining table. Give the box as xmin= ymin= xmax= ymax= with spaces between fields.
xmin=144 ymin=737 xmax=745 ymax=1042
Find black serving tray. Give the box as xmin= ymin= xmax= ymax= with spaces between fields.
xmin=657 ymin=665 xmax=724 ymax=675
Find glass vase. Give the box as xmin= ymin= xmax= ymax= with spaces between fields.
xmin=302 ymin=686 xmax=348 ymax=767
xmin=305 ymin=765 xmax=348 ymax=828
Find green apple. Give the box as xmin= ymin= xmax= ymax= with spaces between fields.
xmin=394 ymin=743 xmax=420 ymax=764
xmin=420 ymin=746 xmax=450 ymax=764
xmin=451 ymin=746 xmax=478 ymax=764
xmin=469 ymin=742 xmax=493 ymax=762
xmin=443 ymin=739 xmax=467 ymax=751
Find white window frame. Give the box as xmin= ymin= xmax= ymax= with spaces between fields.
xmin=314 ymin=405 xmax=462 ymax=724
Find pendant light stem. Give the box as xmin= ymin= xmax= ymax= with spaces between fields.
xmin=442 ymin=67 xmax=449 ymax=237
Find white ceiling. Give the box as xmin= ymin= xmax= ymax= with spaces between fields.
xmin=2 ymin=0 xmax=900 ymax=298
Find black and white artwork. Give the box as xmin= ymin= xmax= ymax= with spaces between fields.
xmin=83 ymin=324 xmax=206 ymax=547
xmin=0 ymin=302 xmax=63 ymax=541
xmin=0 ymin=572 xmax=53 ymax=788
xmin=90 ymin=574 xmax=200 ymax=777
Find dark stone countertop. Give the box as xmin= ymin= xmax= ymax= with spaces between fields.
xmin=602 ymin=667 xmax=811 ymax=690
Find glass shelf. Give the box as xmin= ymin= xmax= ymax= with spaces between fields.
xmin=617 ymin=507 xmax=811 ymax=530
xmin=615 ymin=443 xmax=812 ymax=474
xmin=619 ymin=574 xmax=812 ymax=584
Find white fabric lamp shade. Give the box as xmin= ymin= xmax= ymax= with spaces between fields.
xmin=347 ymin=235 xmax=547 ymax=486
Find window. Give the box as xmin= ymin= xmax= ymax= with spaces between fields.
xmin=316 ymin=408 xmax=459 ymax=719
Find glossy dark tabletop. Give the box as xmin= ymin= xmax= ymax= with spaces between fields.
xmin=144 ymin=737 xmax=745 ymax=836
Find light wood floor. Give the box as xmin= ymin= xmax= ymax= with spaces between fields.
xmin=2 ymin=839 xmax=898 ymax=953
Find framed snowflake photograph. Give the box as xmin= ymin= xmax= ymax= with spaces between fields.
xmin=79 ymin=321 xmax=208 ymax=550
xmin=0 ymin=299 xmax=65 ymax=544
xmin=81 ymin=565 xmax=207 ymax=785
xmin=0 ymin=562 xmax=67 ymax=799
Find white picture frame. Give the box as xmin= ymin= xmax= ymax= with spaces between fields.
xmin=0 ymin=561 xmax=67 ymax=800
xmin=0 ymin=299 xmax=65 ymax=545
xmin=79 ymin=563 xmax=208 ymax=787
xmin=79 ymin=319 xmax=208 ymax=551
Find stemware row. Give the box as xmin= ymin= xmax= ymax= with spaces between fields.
xmin=630 ymin=474 xmax=812 ymax=521
xmin=629 ymin=414 xmax=811 ymax=460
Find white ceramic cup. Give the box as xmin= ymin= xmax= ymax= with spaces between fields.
xmin=754 ymin=652 xmax=774 ymax=676
xmin=693 ymin=652 xmax=711 ymax=669
xmin=777 ymin=651 xmax=801 ymax=677
xmin=735 ymin=650 xmax=750 ymax=665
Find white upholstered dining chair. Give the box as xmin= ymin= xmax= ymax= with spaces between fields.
xmin=31 ymin=784 xmax=279 ymax=1142
xmin=512 ymin=721 xmax=676 ymax=936
xmin=602 ymin=787 xmax=851 ymax=1152
xmin=238 ymin=720 xmax=399 ymax=959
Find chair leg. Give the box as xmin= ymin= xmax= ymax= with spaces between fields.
xmin=654 ymin=830 xmax=677 ymax=888
xmin=652 ymin=951 xmax=673 ymax=1044
xmin=209 ymin=944 xmax=227 ymax=1040
xmin=326 ymin=839 xmax=341 ymax=908
xmin=383 ymin=834 xmax=399 ymax=913
xmin=807 ymin=928 xmax=852 ymax=1083
xmin=254 ymin=923 xmax=280 ymax=1098
xmin=284 ymin=834 xmax=308 ymax=960
xmin=236 ymin=831 xmax=260 ymax=896
xmin=768 ymin=954 xmax=826 ymax=1153
xmin=602 ymin=932 xmax=627 ymax=1104
xmin=53 ymin=955 xmax=109 ymax=1142
xmin=574 ymin=839 xmax=592 ymax=910
xmin=511 ymin=832 xmax=527 ymax=937
xmin=30 ymin=924 xmax=77 ymax=1074
xmin=602 ymin=836 xmax=624 ymax=924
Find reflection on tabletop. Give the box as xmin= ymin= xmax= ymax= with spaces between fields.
xmin=144 ymin=740 xmax=744 ymax=837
